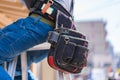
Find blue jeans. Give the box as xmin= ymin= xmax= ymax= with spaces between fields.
xmin=0 ymin=16 xmax=53 ymax=80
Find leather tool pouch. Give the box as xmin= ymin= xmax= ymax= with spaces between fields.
xmin=55 ymin=10 xmax=75 ymax=29
xmin=47 ymin=28 xmax=89 ymax=73
xmin=47 ymin=10 xmax=89 ymax=73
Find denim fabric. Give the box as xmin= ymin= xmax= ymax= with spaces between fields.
xmin=0 ymin=16 xmax=53 ymax=64
xmin=0 ymin=16 xmax=53 ymax=79
xmin=27 ymin=49 xmax=49 ymax=67
xmin=0 ymin=66 xmax=12 ymax=80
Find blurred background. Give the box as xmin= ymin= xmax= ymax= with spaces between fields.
xmin=74 ymin=0 xmax=120 ymax=80
xmin=0 ymin=0 xmax=120 ymax=80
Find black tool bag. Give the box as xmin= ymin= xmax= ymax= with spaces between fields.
xmin=47 ymin=10 xmax=89 ymax=73
xmin=47 ymin=28 xmax=89 ymax=73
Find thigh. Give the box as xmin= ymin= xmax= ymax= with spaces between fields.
xmin=0 ymin=17 xmax=53 ymax=63
xmin=0 ymin=19 xmax=32 ymax=59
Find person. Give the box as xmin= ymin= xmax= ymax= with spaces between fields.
xmin=0 ymin=0 xmax=74 ymax=80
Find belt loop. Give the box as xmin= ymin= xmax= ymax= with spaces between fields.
xmin=34 ymin=16 xmax=41 ymax=23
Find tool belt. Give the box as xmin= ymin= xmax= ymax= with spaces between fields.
xmin=30 ymin=0 xmax=73 ymax=23
xmin=29 ymin=0 xmax=89 ymax=73
xmin=40 ymin=1 xmax=89 ymax=73
xmin=47 ymin=28 xmax=89 ymax=73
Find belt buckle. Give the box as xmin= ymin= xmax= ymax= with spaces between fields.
xmin=41 ymin=0 xmax=54 ymax=14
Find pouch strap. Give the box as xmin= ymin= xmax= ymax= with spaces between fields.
xmin=62 ymin=42 xmax=76 ymax=63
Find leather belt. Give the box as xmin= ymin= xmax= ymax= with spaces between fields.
xmin=30 ymin=0 xmax=72 ymax=23
xmin=30 ymin=14 xmax=55 ymax=28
